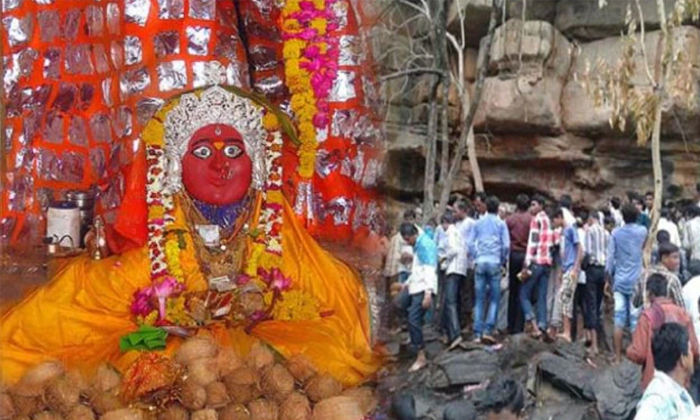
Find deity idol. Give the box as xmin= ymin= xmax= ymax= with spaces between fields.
xmin=0 ymin=86 xmax=380 ymax=386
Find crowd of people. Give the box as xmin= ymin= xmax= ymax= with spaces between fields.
xmin=383 ymin=185 xmax=700 ymax=419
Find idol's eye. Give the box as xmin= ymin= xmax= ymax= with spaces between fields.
xmin=223 ymin=144 xmax=243 ymax=158
xmin=192 ymin=145 xmax=212 ymax=159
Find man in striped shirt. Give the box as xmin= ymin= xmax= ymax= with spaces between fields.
xmin=520 ymin=195 xmax=555 ymax=338
xmin=584 ymin=210 xmax=610 ymax=355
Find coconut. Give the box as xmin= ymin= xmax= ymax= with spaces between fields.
xmin=9 ymin=392 xmax=43 ymax=418
xmin=33 ymin=411 xmax=63 ymax=420
xmin=180 ymin=379 xmax=207 ymax=411
xmin=188 ymin=358 xmax=219 ymax=387
xmin=91 ymin=365 xmax=121 ymax=394
xmin=100 ymin=408 xmax=146 ymax=420
xmin=157 ymin=404 xmax=189 ymax=420
xmin=260 ymin=365 xmax=294 ymax=402
xmin=304 ymin=375 xmax=342 ymax=403
xmin=310 ymin=397 xmax=363 ymax=420
xmin=279 ymin=393 xmax=310 ymax=420
xmin=175 ymin=338 xmax=218 ymax=366
xmin=245 ymin=343 xmax=274 ymax=372
xmin=14 ymin=362 xmax=64 ymax=397
xmin=64 ymin=371 xmax=89 ymax=397
xmin=218 ymin=404 xmax=250 ymax=420
xmin=191 ymin=409 xmax=218 ymax=420
xmin=205 ymin=382 xmax=230 ymax=409
xmin=0 ymin=392 xmax=15 ymax=420
xmin=340 ymin=388 xmax=377 ymax=415
xmin=216 ymin=348 xmax=243 ymax=377
xmin=284 ymin=357 xmax=315 ymax=385
xmin=223 ymin=368 xmax=259 ymax=405
xmin=89 ymin=392 xmax=124 ymax=415
xmin=46 ymin=376 xmax=81 ymax=414
xmin=247 ymin=399 xmax=278 ymax=420
xmin=65 ymin=405 xmax=95 ymax=420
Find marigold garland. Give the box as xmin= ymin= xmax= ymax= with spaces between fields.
xmin=281 ymin=0 xmax=339 ymax=179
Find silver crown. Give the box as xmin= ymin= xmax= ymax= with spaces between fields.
xmin=163 ymin=86 xmax=267 ymax=194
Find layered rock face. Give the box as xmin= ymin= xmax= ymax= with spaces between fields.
xmin=381 ymin=0 xmax=700 ymax=208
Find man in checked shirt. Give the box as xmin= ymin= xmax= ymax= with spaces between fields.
xmin=519 ymin=195 xmax=555 ymax=339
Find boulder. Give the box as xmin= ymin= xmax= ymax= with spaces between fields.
xmin=428 ymin=350 xmax=500 ymax=388
xmin=442 ymin=400 xmax=477 ymax=420
xmin=590 ymin=360 xmax=642 ymax=420
xmin=530 ymin=403 xmax=601 ymax=420
xmin=506 ymin=0 xmax=558 ymax=22
xmin=562 ymin=25 xmax=700 ymax=138
xmin=381 ymin=125 xmax=426 ymax=195
xmin=555 ymin=0 xmax=679 ymax=41
xmin=537 ymin=352 xmax=596 ymax=399
xmin=447 ymin=0 xmax=493 ymax=47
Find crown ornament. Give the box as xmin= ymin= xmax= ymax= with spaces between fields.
xmin=163 ymin=86 xmax=267 ymax=194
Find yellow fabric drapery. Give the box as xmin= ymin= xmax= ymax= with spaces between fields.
xmin=0 ymin=197 xmax=381 ymax=386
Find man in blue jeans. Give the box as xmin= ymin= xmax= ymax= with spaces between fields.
xmin=606 ymin=203 xmax=647 ymax=363
xmin=520 ymin=195 xmax=555 ymax=338
xmin=395 ymin=222 xmax=438 ymax=372
xmin=468 ymin=196 xmax=510 ymax=344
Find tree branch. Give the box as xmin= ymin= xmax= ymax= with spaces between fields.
xmin=380 ymin=68 xmax=446 ymax=81
xmin=635 ymin=0 xmax=658 ymax=87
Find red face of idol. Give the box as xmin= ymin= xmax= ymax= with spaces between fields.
xmin=181 ymin=124 xmax=253 ymax=206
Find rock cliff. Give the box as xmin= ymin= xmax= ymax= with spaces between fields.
xmin=379 ymin=0 xmax=700 ymax=210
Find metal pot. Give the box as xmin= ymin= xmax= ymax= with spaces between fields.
xmin=65 ymin=190 xmax=97 ymax=248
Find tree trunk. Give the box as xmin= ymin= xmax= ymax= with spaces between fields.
xmin=439 ymin=79 xmax=450 ymax=186
xmin=438 ymin=0 xmax=500 ymax=215
xmin=423 ymin=79 xmax=440 ymax=221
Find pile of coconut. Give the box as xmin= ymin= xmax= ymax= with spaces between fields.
xmin=0 ymin=338 xmax=377 ymax=420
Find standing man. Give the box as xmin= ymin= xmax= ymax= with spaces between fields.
xmin=442 ymin=207 xmax=469 ymax=350
xmin=468 ymin=196 xmax=510 ymax=344
xmin=395 ymin=222 xmax=438 ymax=372
xmin=520 ymin=195 xmax=555 ymax=339
xmin=552 ymin=208 xmax=583 ymax=343
xmin=610 ymin=197 xmax=624 ymax=228
xmin=584 ymin=210 xmax=610 ymax=355
xmin=637 ymin=242 xmax=686 ymax=310
xmin=453 ymin=201 xmax=476 ymax=332
xmin=506 ymin=194 xmax=532 ymax=334
xmin=633 ymin=196 xmax=651 ymax=229
xmin=607 ymin=203 xmax=648 ymax=363
xmin=474 ymin=192 xmax=488 ymax=219
xmin=683 ymin=205 xmax=700 ymax=263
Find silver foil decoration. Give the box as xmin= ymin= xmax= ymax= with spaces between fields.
xmin=113 ymin=106 xmax=133 ymax=138
xmin=43 ymin=111 xmax=64 ymax=144
xmin=192 ymin=61 xmax=226 ymax=88
xmin=136 ymin=97 xmax=165 ymax=125
xmin=68 ymin=116 xmax=89 ymax=146
xmin=254 ymin=75 xmax=284 ymax=98
xmin=78 ymin=84 xmax=94 ymax=111
xmin=331 ymin=109 xmax=357 ymax=137
xmin=93 ymin=44 xmax=110 ymax=74
xmin=338 ymin=35 xmax=361 ymax=66
xmin=189 ymin=0 xmax=215 ymax=20
xmin=13 ymin=145 xmax=31 ymax=169
xmin=251 ymin=0 xmax=273 ymax=18
xmin=157 ymin=60 xmax=187 ymax=92
xmin=186 ymin=26 xmax=211 ymax=56
xmin=111 ymin=40 xmax=124 ymax=69
xmin=14 ymin=48 xmax=38 ymax=80
xmin=353 ymin=199 xmax=365 ymax=231
xmin=102 ymin=77 xmax=113 ymax=106
xmin=332 ymin=0 xmax=349 ymax=29
xmin=90 ymin=148 xmax=107 ymax=179
xmin=23 ymin=109 xmax=42 ymax=142
xmin=329 ymin=70 xmax=357 ymax=102
xmin=340 ymin=155 xmax=352 ymax=177
xmin=89 ymin=113 xmax=113 ymax=143
xmin=119 ymin=66 xmax=151 ymax=98
xmin=62 ymin=9 xmax=80 ymax=40
xmin=327 ymin=197 xmax=352 ymax=226
xmin=86 ymin=5 xmax=104 ymax=37
xmin=65 ymin=44 xmax=95 ymax=75
xmin=34 ymin=0 xmax=54 ymax=4
xmin=214 ymin=32 xmax=239 ymax=61
xmin=38 ymin=10 xmax=60 ymax=43
xmin=106 ymin=3 xmax=120 ymax=35
xmin=158 ymin=0 xmax=184 ymax=19
xmin=24 ymin=84 xmax=50 ymax=111
xmin=315 ymin=149 xmax=340 ymax=178
xmin=2 ymin=0 xmax=22 ymax=11
xmin=294 ymin=182 xmax=314 ymax=221
xmin=362 ymin=159 xmax=380 ymax=188
xmin=62 ymin=151 xmax=86 ymax=184
xmin=154 ymin=31 xmax=180 ymax=58
xmin=8 ymin=176 xmax=33 ymax=212
xmin=250 ymin=45 xmax=278 ymax=71
xmin=124 ymin=35 xmax=143 ymax=66
xmin=316 ymin=127 xmax=328 ymax=143
xmin=3 ymin=14 xmax=33 ymax=47
xmin=352 ymin=151 xmax=365 ymax=183
xmin=52 ymin=83 xmax=77 ymax=112
xmin=125 ymin=0 xmax=150 ymax=26
xmin=226 ymin=62 xmax=243 ymax=87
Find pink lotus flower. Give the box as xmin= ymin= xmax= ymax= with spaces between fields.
xmin=236 ymin=274 xmax=251 ymax=286
xmin=131 ymin=287 xmax=155 ymax=317
xmin=299 ymin=28 xmax=318 ymax=41
xmin=304 ymin=45 xmax=321 ymax=59
xmin=258 ymin=267 xmax=292 ymax=292
xmin=153 ymin=276 xmax=184 ymax=320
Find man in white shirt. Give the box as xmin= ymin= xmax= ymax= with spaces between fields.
xmin=634 ymin=323 xmax=698 ymax=420
xmin=683 ymin=260 xmax=700 ymax=403
xmin=610 ymin=197 xmax=624 ymax=228
xmin=659 ymin=208 xmax=682 ymax=247
xmin=684 ymin=205 xmax=700 ymax=263
xmin=453 ymin=201 xmax=476 ymax=333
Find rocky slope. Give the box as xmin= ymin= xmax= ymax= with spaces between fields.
xmin=379 ymin=0 xmax=700 ymax=209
